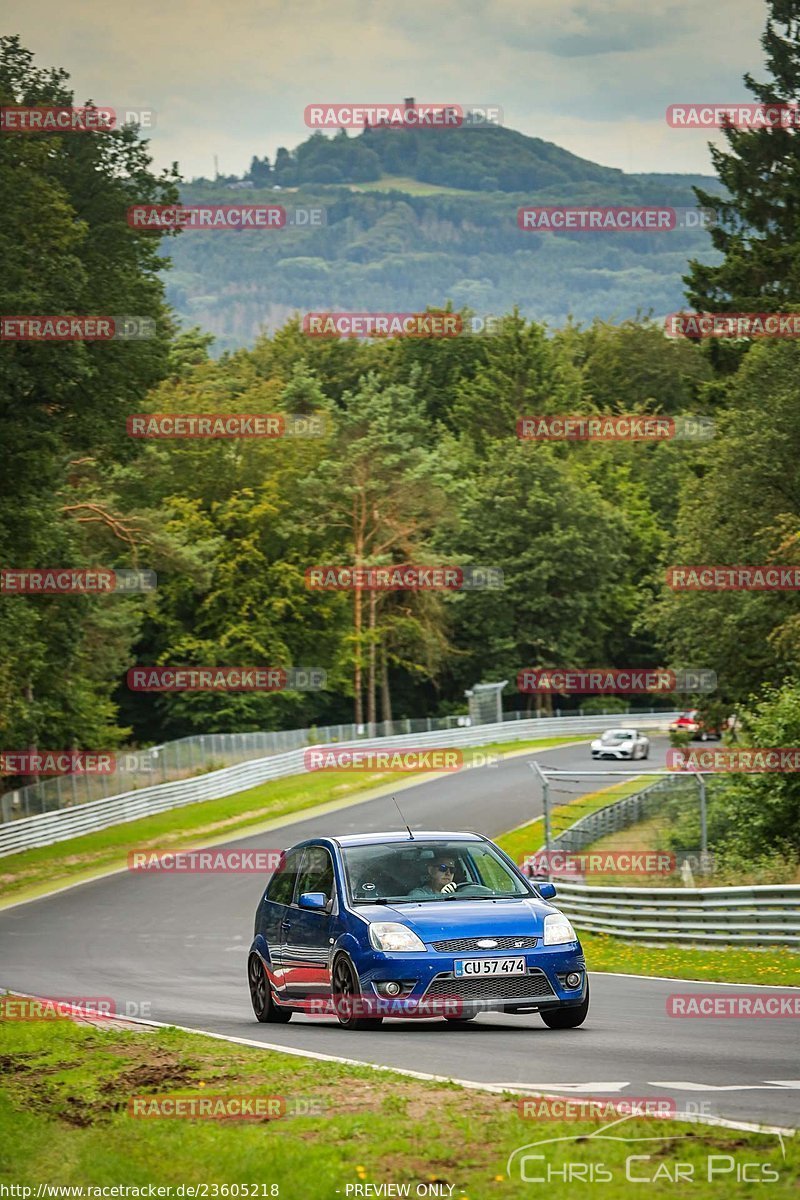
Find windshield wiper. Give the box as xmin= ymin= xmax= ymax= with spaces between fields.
xmin=450 ymin=893 xmax=527 ymax=900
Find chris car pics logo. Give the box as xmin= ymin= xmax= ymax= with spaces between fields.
xmin=506 ymin=1116 xmax=785 ymax=1185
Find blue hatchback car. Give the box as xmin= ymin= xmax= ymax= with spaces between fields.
xmin=248 ymin=831 xmax=589 ymax=1030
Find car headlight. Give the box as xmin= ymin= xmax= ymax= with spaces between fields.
xmin=368 ymin=922 xmax=427 ymax=952
xmin=543 ymin=913 xmax=577 ymax=945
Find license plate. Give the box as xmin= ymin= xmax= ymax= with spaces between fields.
xmin=454 ymin=957 xmax=527 ymax=977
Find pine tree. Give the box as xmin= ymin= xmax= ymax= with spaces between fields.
xmin=685 ymin=0 xmax=800 ymax=311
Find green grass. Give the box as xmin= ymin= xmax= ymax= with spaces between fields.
xmin=577 ymin=932 xmax=800 ymax=987
xmin=347 ymin=175 xmax=479 ymax=196
xmin=0 ymin=1008 xmax=795 ymax=1194
xmin=0 ymin=736 xmax=578 ymax=905
xmin=494 ymin=785 xmax=800 ymax=987
xmin=497 ymin=776 xmax=647 ymax=867
xmin=577 ymin=813 xmax=800 ymax=888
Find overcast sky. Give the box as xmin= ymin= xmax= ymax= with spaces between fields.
xmin=13 ymin=0 xmax=768 ymax=179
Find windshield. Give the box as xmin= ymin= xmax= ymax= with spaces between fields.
xmin=600 ymin=730 xmax=633 ymax=743
xmin=341 ymin=840 xmax=531 ymax=904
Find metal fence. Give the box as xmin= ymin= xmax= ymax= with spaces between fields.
xmin=0 ymin=711 xmax=678 ymax=857
xmin=539 ymin=774 xmax=800 ymax=946
xmin=1 ymin=719 xmax=468 ymax=822
xmin=550 ymin=776 xmax=694 ymax=854
xmin=1 ymin=707 xmax=676 ymax=823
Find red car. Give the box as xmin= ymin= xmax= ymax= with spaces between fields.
xmin=668 ymin=710 xmax=721 ymax=741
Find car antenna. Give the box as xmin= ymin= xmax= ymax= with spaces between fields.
xmin=392 ymin=795 xmax=414 ymax=839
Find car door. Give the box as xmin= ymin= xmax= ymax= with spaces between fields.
xmin=259 ymin=848 xmax=303 ymax=992
xmin=281 ymin=844 xmax=337 ymax=997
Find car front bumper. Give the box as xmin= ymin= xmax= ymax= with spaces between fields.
xmin=350 ymin=943 xmax=587 ymax=1017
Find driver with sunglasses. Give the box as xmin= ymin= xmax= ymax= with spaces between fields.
xmin=407 ymin=852 xmax=459 ymax=898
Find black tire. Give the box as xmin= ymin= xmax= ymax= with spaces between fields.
xmin=540 ymin=982 xmax=590 ymax=1030
xmin=332 ymin=956 xmax=383 ymax=1030
xmin=643 ymin=747 xmax=649 ymax=759
xmin=248 ymin=954 xmax=292 ymax=1023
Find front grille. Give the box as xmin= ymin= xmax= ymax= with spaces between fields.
xmin=424 ymin=968 xmax=555 ymax=1002
xmin=430 ymin=935 xmax=539 ymax=953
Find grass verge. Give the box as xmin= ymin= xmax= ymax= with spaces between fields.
xmin=578 ymin=815 xmax=800 ymax=887
xmin=494 ymin=788 xmax=800 ymax=987
xmin=0 ymin=737 xmax=577 ymax=906
xmin=0 ymin=1007 xmax=794 ymax=1195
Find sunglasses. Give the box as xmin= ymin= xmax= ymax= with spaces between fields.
xmin=434 ymin=863 xmax=455 ymax=872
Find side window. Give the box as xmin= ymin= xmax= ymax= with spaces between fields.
xmin=295 ymin=846 xmax=335 ymax=904
xmin=265 ymin=849 xmax=302 ymax=906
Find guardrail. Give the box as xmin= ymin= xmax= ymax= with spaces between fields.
xmin=553 ymin=881 xmax=800 ymax=946
xmin=1 ymin=707 xmax=674 ymax=822
xmin=0 ymin=712 xmax=677 ymax=858
xmin=550 ymin=776 xmax=687 ymax=853
xmin=542 ymin=775 xmax=800 ymax=946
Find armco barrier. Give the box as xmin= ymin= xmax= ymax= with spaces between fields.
xmin=551 ymin=776 xmax=688 ymax=853
xmin=0 ymin=712 xmax=677 ymax=857
xmin=553 ymin=881 xmax=800 ymax=946
xmin=542 ymin=776 xmax=800 ymax=946
xmin=1 ymin=708 xmax=673 ymax=821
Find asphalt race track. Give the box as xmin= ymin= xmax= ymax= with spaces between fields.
xmin=1 ymin=737 xmax=798 ymax=1129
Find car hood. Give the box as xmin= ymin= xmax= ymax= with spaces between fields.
xmin=356 ymin=896 xmax=557 ymax=940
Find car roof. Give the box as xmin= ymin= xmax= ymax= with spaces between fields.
xmin=330 ymin=830 xmax=486 ymax=847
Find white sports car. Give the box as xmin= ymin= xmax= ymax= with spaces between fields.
xmin=590 ymin=728 xmax=650 ymax=760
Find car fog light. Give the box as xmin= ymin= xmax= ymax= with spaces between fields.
xmin=565 ymin=972 xmax=582 ymax=989
xmin=385 ymin=981 xmax=401 ymax=996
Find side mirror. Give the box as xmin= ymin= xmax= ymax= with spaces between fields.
xmin=298 ymin=891 xmax=328 ymax=912
xmin=537 ymin=882 xmax=557 ymax=900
